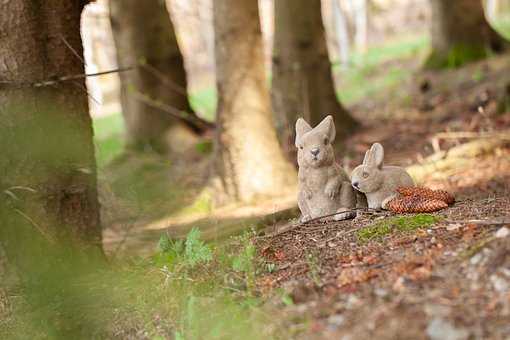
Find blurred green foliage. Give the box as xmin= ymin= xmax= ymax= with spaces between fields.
xmin=1 ymin=228 xmax=287 ymax=339
xmin=336 ymin=35 xmax=429 ymax=104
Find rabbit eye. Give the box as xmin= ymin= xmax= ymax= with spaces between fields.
xmin=299 ymin=145 xmax=304 ymax=150
xmin=362 ymin=172 xmax=369 ymax=178
xmin=324 ymin=138 xmax=329 ymax=145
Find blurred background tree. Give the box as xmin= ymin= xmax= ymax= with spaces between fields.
xmin=212 ymin=0 xmax=296 ymax=204
xmin=272 ymin=0 xmax=359 ymax=158
xmin=426 ymin=0 xmax=509 ymax=68
xmin=109 ymin=0 xmax=211 ymax=154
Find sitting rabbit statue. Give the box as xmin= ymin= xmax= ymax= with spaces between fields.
xmin=351 ymin=143 xmax=414 ymax=210
xmin=296 ymin=115 xmax=357 ymax=222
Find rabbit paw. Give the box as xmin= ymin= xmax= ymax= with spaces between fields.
xmin=300 ymin=214 xmax=312 ymax=223
xmin=325 ymin=183 xmax=339 ymax=199
xmin=334 ymin=208 xmax=356 ymax=221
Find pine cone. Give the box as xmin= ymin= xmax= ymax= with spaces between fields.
xmin=386 ymin=195 xmax=448 ymax=213
xmin=396 ymin=186 xmax=455 ymax=205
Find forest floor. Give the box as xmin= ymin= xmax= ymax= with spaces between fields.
xmin=250 ymin=53 xmax=510 ymax=339
xmin=101 ymin=52 xmax=510 ymax=339
xmin=2 ymin=43 xmax=510 ymax=340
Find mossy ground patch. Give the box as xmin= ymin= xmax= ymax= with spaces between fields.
xmin=357 ymin=214 xmax=440 ymax=243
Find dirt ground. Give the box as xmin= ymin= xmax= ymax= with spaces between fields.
xmin=252 ymin=55 xmax=510 ymax=339
xmin=92 ymin=52 xmax=510 ymax=339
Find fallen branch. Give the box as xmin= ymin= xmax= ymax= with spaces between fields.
xmin=434 ymin=131 xmax=510 ymax=141
xmin=132 ymin=90 xmax=215 ymax=134
xmin=407 ymin=138 xmax=508 ymax=182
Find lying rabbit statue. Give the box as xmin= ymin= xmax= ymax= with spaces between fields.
xmin=351 ymin=142 xmax=414 ymax=210
xmin=296 ymin=115 xmax=357 ymax=222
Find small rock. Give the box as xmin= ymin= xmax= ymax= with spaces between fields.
xmin=495 ymin=226 xmax=509 ymax=238
xmin=327 ymin=314 xmax=345 ymax=328
xmin=345 ymin=295 xmax=361 ymax=309
xmin=470 ymin=253 xmax=483 ymax=265
xmin=393 ymin=276 xmax=407 ymax=292
xmin=424 ymin=304 xmax=451 ymax=318
xmin=501 ymin=268 xmax=510 ymax=278
xmin=374 ymin=288 xmax=388 ymax=298
xmin=490 ymin=274 xmax=509 ymax=293
xmin=426 ymin=318 xmax=469 ymax=340
xmin=446 ymin=224 xmax=461 ymax=231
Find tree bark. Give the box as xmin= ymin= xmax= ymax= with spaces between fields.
xmin=425 ymin=0 xmax=508 ymax=69
xmin=272 ymin=0 xmax=359 ymax=157
xmin=0 ymin=0 xmax=102 ymax=272
xmin=212 ymin=0 xmax=297 ymax=204
xmin=109 ymin=0 xmax=209 ymax=153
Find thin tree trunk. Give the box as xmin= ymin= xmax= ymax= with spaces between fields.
xmin=272 ymin=0 xmax=359 ymax=158
xmin=425 ymin=0 xmax=508 ymax=69
xmin=353 ymin=0 xmax=368 ymax=51
xmin=212 ymin=0 xmax=296 ymax=204
xmin=109 ymin=0 xmax=210 ymax=153
xmin=332 ymin=0 xmax=351 ymax=66
xmin=0 ymin=0 xmax=102 ymax=273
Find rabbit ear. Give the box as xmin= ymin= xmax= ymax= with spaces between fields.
xmin=362 ymin=149 xmax=370 ymax=166
xmin=369 ymin=143 xmax=384 ymax=169
xmin=314 ymin=115 xmax=336 ymax=143
xmin=295 ymin=118 xmax=312 ymax=146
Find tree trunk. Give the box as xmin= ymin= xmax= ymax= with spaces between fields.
xmin=425 ymin=0 xmax=508 ymax=69
xmin=272 ymin=0 xmax=359 ymax=157
xmin=212 ymin=0 xmax=297 ymax=204
xmin=109 ymin=0 xmax=208 ymax=153
xmin=332 ymin=0 xmax=351 ymax=67
xmin=0 ymin=0 xmax=102 ymax=273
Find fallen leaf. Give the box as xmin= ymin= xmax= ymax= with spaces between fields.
xmin=337 ymin=267 xmax=379 ymax=287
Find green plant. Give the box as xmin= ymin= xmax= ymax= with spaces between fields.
xmin=305 ymin=251 xmax=321 ymax=286
xmin=357 ymin=214 xmax=440 ymax=243
xmin=265 ymin=263 xmax=276 ymax=273
xmin=231 ymin=232 xmax=257 ymax=291
xmin=156 ymin=227 xmax=212 ymax=269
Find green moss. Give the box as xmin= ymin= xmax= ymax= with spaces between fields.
xmin=424 ymin=44 xmax=489 ymax=70
xmin=357 ymin=214 xmax=440 ymax=243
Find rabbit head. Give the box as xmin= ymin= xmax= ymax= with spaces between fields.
xmin=351 ymin=143 xmax=385 ymax=193
xmin=295 ymin=115 xmax=336 ymax=169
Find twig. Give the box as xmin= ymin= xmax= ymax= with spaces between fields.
xmin=139 ymin=62 xmax=187 ymax=96
xmin=72 ymin=81 xmax=100 ymax=105
xmin=60 ymin=35 xmax=86 ymax=65
xmin=434 ymin=131 xmax=510 ymax=141
xmin=260 ymin=207 xmax=378 ymax=239
xmin=302 ymin=207 xmax=378 ymax=224
xmin=132 ymin=90 xmax=214 ymax=132
xmin=14 ymin=208 xmax=54 ymax=243
xmin=0 ymin=67 xmax=133 ymax=89
xmin=444 ymin=219 xmax=510 ymax=226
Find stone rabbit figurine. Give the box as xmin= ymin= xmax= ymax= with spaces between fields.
xmin=296 ymin=115 xmax=357 ymax=222
xmin=351 ymin=143 xmax=414 ymax=210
